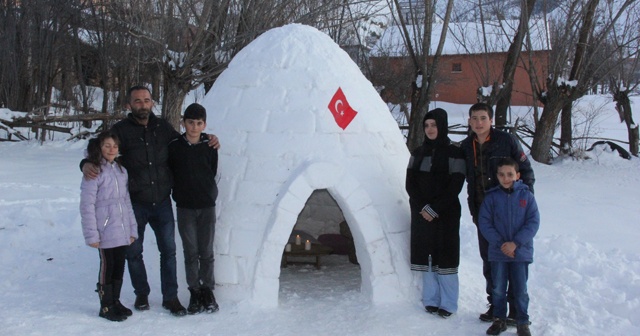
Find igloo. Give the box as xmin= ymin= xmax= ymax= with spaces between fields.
xmin=200 ymin=24 xmax=412 ymax=307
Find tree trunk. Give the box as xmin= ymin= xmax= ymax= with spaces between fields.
xmin=494 ymin=0 xmax=537 ymax=128
xmin=559 ymin=102 xmax=573 ymax=156
xmin=614 ymin=90 xmax=639 ymax=156
xmin=161 ymin=76 xmax=188 ymax=132
xmin=530 ymin=100 xmax=563 ymax=163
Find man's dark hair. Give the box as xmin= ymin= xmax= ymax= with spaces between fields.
xmin=469 ymin=102 xmax=494 ymax=119
xmin=183 ymin=103 xmax=207 ymax=121
xmin=126 ymin=85 xmax=151 ymax=102
xmin=497 ymin=157 xmax=519 ymax=172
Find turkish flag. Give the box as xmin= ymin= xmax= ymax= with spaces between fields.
xmin=328 ymin=87 xmax=358 ymax=130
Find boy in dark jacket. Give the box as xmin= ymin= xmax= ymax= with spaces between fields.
xmin=461 ymin=102 xmax=535 ymax=323
xmin=168 ymin=103 xmax=220 ymax=314
xmin=479 ymin=158 xmax=539 ymax=336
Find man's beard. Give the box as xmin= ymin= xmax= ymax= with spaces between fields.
xmin=131 ymin=108 xmax=150 ymax=120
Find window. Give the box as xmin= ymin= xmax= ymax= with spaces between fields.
xmin=452 ymin=63 xmax=462 ymax=73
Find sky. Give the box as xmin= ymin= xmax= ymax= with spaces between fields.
xmin=1 ymin=23 xmax=639 ymax=336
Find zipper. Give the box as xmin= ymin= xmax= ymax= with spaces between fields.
xmin=103 ymin=216 xmax=110 ymax=227
xmin=111 ymin=162 xmax=127 ymax=239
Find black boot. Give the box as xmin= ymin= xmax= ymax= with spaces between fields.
xmin=200 ymin=286 xmax=219 ymax=313
xmin=112 ymin=280 xmax=132 ymax=317
xmin=480 ymin=305 xmax=494 ymax=322
xmin=187 ymin=287 xmax=204 ymax=315
xmin=97 ymin=283 xmax=127 ymax=322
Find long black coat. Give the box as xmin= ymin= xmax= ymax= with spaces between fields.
xmin=406 ymin=109 xmax=466 ymax=272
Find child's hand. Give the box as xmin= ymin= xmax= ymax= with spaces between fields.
xmin=420 ymin=210 xmax=434 ymax=222
xmin=130 ymin=237 xmax=136 ymax=244
xmin=501 ymin=242 xmax=516 ymax=258
xmin=89 ymin=242 xmax=99 ymax=248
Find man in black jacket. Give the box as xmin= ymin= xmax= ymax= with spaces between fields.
xmin=460 ymin=103 xmax=535 ymax=324
xmin=82 ymin=86 xmax=219 ymax=317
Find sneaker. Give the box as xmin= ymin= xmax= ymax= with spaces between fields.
xmin=425 ymin=306 xmax=439 ymax=314
xmin=517 ymin=324 xmax=532 ymax=336
xmin=437 ymin=309 xmax=453 ymax=318
xmin=134 ymin=295 xmax=149 ymax=311
xmin=162 ymin=298 xmax=187 ymax=317
xmin=187 ymin=287 xmax=204 ymax=315
xmin=479 ymin=305 xmax=494 ymax=322
xmin=486 ymin=319 xmax=507 ymax=335
xmin=200 ymin=286 xmax=219 ymax=313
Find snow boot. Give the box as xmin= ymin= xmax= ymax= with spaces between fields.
xmin=187 ymin=287 xmax=204 ymax=315
xmin=486 ymin=318 xmax=507 ymax=335
xmin=97 ymin=283 xmax=127 ymax=322
xmin=112 ymin=280 xmax=132 ymax=317
xmin=200 ymin=286 xmax=219 ymax=313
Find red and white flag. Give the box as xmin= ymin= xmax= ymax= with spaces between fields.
xmin=327 ymin=87 xmax=358 ymax=130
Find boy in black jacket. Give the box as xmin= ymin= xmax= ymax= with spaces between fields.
xmin=168 ymin=103 xmax=219 ymax=314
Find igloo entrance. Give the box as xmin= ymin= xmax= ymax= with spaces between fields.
xmin=281 ymin=189 xmax=358 ymax=268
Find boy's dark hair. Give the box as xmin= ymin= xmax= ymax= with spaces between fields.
xmin=469 ymin=102 xmax=494 ymax=119
xmin=86 ymin=131 xmax=122 ymax=170
xmin=497 ymin=157 xmax=519 ymax=172
xmin=126 ymin=85 xmax=151 ymax=102
xmin=183 ymin=103 xmax=207 ymax=121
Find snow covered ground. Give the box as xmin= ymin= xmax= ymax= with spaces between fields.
xmin=1 ymin=95 xmax=639 ymax=335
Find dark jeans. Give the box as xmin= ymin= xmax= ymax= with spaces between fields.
xmin=177 ymin=207 xmax=216 ymax=289
xmin=126 ymin=198 xmax=178 ymax=301
xmin=476 ymin=224 xmax=514 ymax=307
xmin=98 ymin=246 xmax=127 ymax=285
xmin=491 ymin=261 xmax=530 ymax=325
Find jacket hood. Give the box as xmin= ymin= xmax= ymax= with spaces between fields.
xmin=423 ymin=108 xmax=449 ymax=144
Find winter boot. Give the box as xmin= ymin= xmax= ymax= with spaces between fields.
xmin=486 ymin=318 xmax=507 ymax=335
xmin=517 ymin=324 xmax=532 ymax=336
xmin=162 ymin=298 xmax=187 ymax=317
xmin=479 ymin=305 xmax=494 ymax=322
xmin=112 ymin=280 xmax=132 ymax=317
xmin=97 ymin=283 xmax=127 ymax=322
xmin=200 ymin=286 xmax=219 ymax=313
xmin=187 ymin=287 xmax=204 ymax=315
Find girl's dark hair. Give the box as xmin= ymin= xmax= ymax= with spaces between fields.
xmin=85 ymin=131 xmax=122 ymax=171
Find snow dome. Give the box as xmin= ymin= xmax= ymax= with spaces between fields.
xmin=200 ymin=24 xmax=412 ymax=307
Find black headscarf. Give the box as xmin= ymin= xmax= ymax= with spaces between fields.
xmin=411 ymin=108 xmax=451 ymax=171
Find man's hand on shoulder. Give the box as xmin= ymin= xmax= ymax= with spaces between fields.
xmin=82 ymin=162 xmax=100 ymax=180
xmin=207 ymin=134 xmax=220 ymax=149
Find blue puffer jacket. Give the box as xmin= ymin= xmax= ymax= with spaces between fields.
xmin=80 ymin=160 xmax=138 ymax=249
xmin=478 ymin=180 xmax=539 ymax=263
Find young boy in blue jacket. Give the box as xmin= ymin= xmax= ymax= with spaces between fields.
xmin=479 ymin=158 xmax=540 ymax=336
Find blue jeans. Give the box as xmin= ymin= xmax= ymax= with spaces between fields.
xmin=126 ymin=198 xmax=178 ymax=301
xmin=491 ymin=261 xmax=530 ymax=325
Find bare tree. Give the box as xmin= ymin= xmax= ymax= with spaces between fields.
xmin=389 ymin=0 xmax=454 ymax=151
xmin=530 ymin=0 xmax=640 ymax=162
xmin=493 ymin=0 xmax=537 ymax=128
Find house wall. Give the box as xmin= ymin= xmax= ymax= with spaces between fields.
xmin=371 ymin=51 xmax=548 ymax=107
